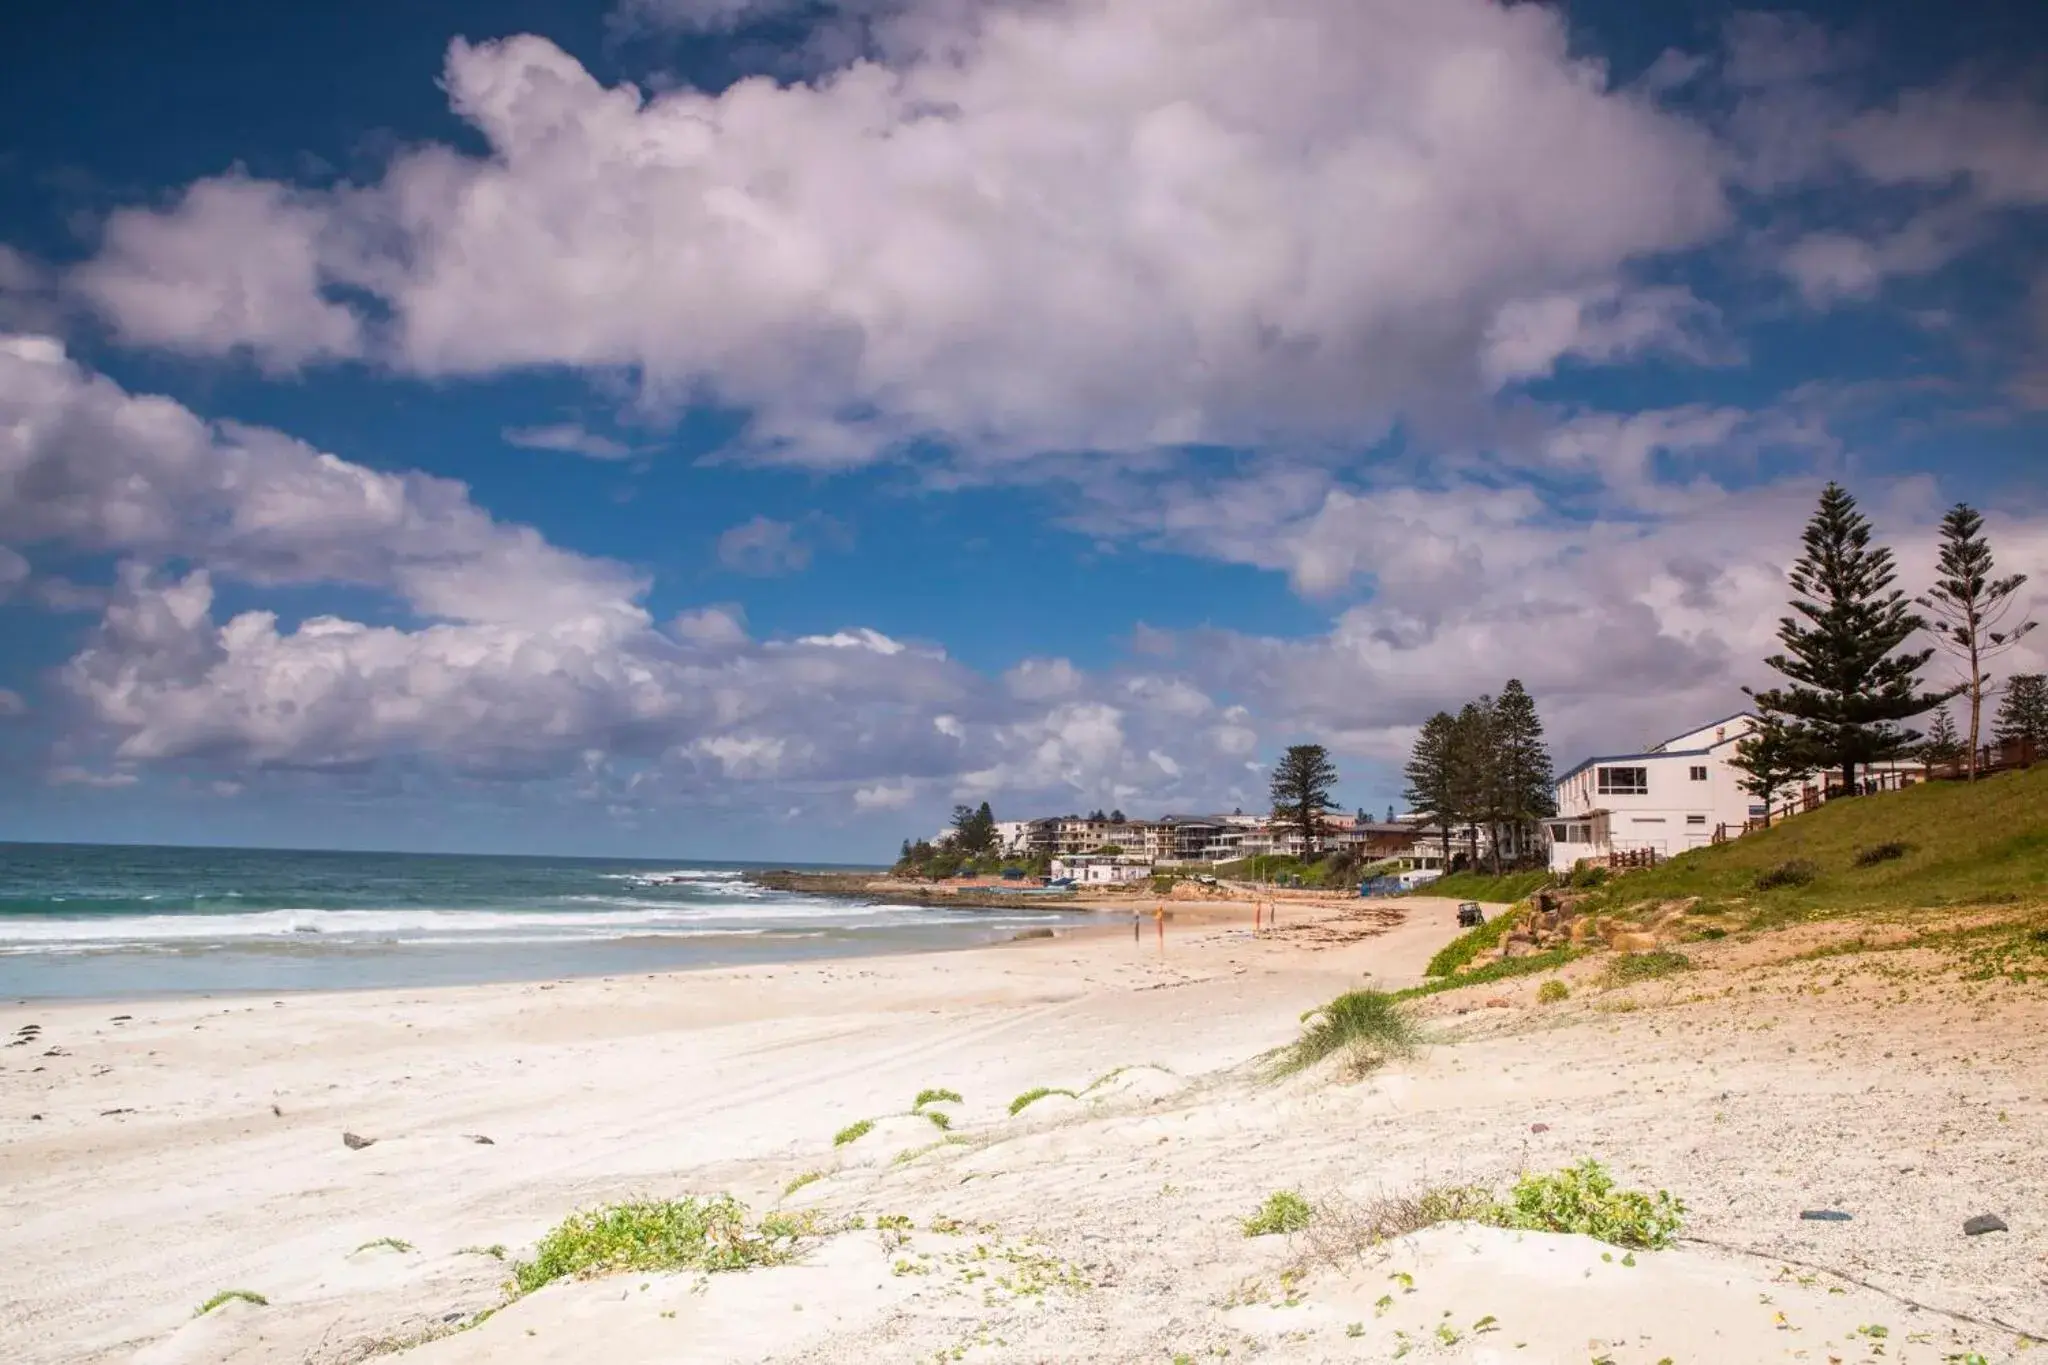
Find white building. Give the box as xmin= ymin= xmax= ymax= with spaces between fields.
xmin=1545 ymin=713 xmax=1765 ymax=873
xmin=1050 ymin=854 xmax=1151 ymax=885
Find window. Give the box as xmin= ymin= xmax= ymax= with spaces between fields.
xmin=1690 ymin=765 xmax=1708 ymax=782
xmin=1596 ymin=766 xmax=1648 ymax=795
xmin=1686 ymin=815 xmax=1707 ymax=825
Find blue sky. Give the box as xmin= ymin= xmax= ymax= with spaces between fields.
xmin=1 ymin=0 xmax=2044 ymax=860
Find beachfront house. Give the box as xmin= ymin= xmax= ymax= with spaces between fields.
xmin=1050 ymin=854 xmax=1151 ymax=885
xmin=1545 ymin=713 xmax=1766 ymax=872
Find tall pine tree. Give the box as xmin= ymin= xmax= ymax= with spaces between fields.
xmin=1451 ymin=698 xmax=1497 ymax=871
xmin=1916 ymin=503 xmax=2035 ymax=780
xmin=1403 ymin=712 xmax=1459 ymax=870
xmin=1268 ymin=745 xmax=1338 ymax=856
xmin=1491 ymin=679 xmax=1554 ymax=868
xmin=1749 ymin=483 xmax=1951 ymax=797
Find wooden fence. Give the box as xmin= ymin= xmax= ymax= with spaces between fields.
xmin=1927 ymin=737 xmax=2039 ymax=781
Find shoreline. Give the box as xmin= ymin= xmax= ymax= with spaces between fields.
xmin=11 ymin=893 xmax=2034 ymax=1364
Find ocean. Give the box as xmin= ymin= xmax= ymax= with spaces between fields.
xmin=0 ymin=843 xmax=1095 ymax=1000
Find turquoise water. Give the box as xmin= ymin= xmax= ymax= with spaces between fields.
xmin=0 ymin=843 xmax=1093 ymax=999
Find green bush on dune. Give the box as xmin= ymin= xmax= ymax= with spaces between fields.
xmin=513 ymin=1196 xmax=813 ymax=1294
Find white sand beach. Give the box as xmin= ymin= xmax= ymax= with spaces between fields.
xmin=3 ymin=896 xmax=2042 ymax=1364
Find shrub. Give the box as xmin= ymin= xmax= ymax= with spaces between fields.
xmin=1490 ymin=1160 xmax=1684 ymax=1249
xmin=1007 ymin=1086 xmax=1077 ymax=1116
xmin=1755 ymin=859 xmax=1819 ymax=890
xmin=1570 ymin=864 xmax=1609 ymax=889
xmin=513 ymin=1196 xmax=809 ymax=1294
xmin=922 ymin=1108 xmax=951 ymax=1131
xmin=1297 ymin=1185 xmax=1499 ymax=1263
xmin=195 ymin=1289 xmax=268 ymax=1316
xmin=782 ymin=1170 xmax=824 ymax=1198
xmin=1241 ymin=1191 xmax=1314 ymax=1238
xmin=1425 ymin=907 xmax=1525 ymax=978
xmin=1853 ymin=841 xmax=1912 ymax=868
xmin=1602 ymin=951 xmax=1691 ymax=987
xmin=912 ymin=1088 xmax=962 ymax=1109
xmin=832 ymin=1118 xmax=875 ymax=1147
xmin=1537 ymin=980 xmax=1570 ymax=1004
xmin=1272 ymin=990 xmax=1418 ymax=1077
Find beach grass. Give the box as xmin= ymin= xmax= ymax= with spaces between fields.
xmin=782 ymin=1170 xmax=825 ymax=1197
xmin=1008 ymin=1086 xmax=1077 ymax=1116
xmin=1271 ymin=989 xmax=1418 ymax=1077
xmin=195 ymin=1289 xmax=268 ymax=1316
xmin=832 ymin=1118 xmax=875 ymax=1147
xmin=353 ymin=1237 xmax=414 ymax=1254
xmin=912 ymin=1087 xmax=962 ymax=1109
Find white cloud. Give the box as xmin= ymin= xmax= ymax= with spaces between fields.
xmin=853 ymin=778 xmax=915 ymax=811
xmin=503 ymin=423 xmax=635 ymax=459
xmin=717 ymin=516 xmax=812 ymax=575
xmin=72 ymin=176 xmax=364 ymax=371
xmin=0 ymin=334 xmax=645 ymax=629
xmin=0 ymin=688 xmax=25 ymax=717
xmin=1481 ymin=284 xmax=1735 ymax=390
xmin=72 ymin=1 xmax=1728 ymax=465
xmin=793 ymin=627 xmax=906 ymax=654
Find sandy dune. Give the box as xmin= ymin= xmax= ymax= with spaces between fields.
xmin=3 ymin=896 xmax=2041 ymax=1363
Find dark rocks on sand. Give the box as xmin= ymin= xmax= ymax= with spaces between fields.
xmin=1530 ymin=1123 xmax=1550 ymax=1134
xmin=342 ymin=1131 xmax=376 ymax=1150
xmin=465 ymin=1134 xmax=495 ymax=1145
xmin=1963 ymin=1214 xmax=2009 ymax=1236
xmin=1799 ymin=1210 xmax=1853 ymax=1222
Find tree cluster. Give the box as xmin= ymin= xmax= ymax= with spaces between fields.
xmin=1742 ymin=484 xmax=2035 ymax=798
xmin=1402 ymin=679 xmax=1555 ymax=873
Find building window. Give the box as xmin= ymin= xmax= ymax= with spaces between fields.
xmin=1686 ymin=815 xmax=1707 ymax=825
xmin=1690 ymin=765 xmax=1708 ymax=782
xmin=1596 ymin=766 xmax=1648 ymax=795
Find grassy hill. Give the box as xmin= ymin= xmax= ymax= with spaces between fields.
xmin=1393 ymin=767 xmax=2048 ymax=1000
xmin=1582 ymin=763 xmax=2048 ymax=930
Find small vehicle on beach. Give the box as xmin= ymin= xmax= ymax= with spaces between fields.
xmin=1456 ymin=901 xmax=1485 ymax=928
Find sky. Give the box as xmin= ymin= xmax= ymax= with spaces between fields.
xmin=1 ymin=0 xmax=2045 ymax=861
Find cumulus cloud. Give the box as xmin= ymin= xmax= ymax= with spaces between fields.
xmin=72 ymin=176 xmax=365 ymax=370
xmin=0 ymin=688 xmax=26 ymax=717
xmin=0 ymin=334 xmax=645 ymax=628
xmin=72 ymin=0 xmax=1728 ymax=465
xmin=503 ymin=423 xmax=635 ymax=459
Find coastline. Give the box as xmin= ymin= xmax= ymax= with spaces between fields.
xmin=6 ymin=893 xmax=2038 ymax=1364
